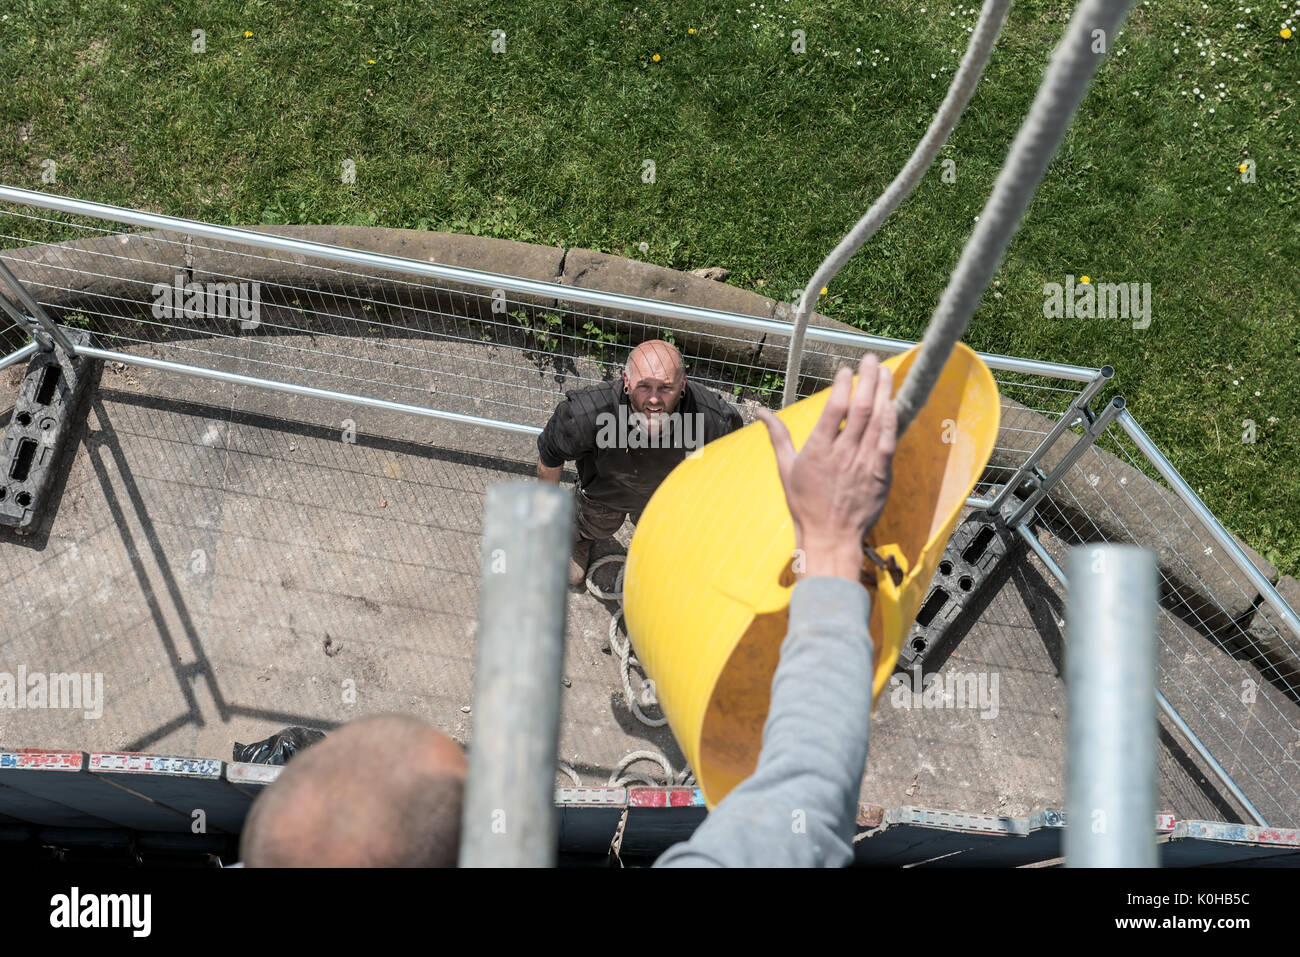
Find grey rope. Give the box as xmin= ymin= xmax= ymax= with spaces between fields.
xmin=585 ymin=555 xmax=696 ymax=787
xmin=609 ymin=750 xmax=696 ymax=788
xmin=782 ymin=0 xmax=1135 ymax=438
xmin=781 ymin=0 xmax=1014 ymax=409
xmin=585 ymin=554 xmax=670 ymax=728
xmin=891 ymin=0 xmax=1135 ymax=433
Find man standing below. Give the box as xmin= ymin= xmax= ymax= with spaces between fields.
xmin=536 ymin=339 xmax=743 ymax=586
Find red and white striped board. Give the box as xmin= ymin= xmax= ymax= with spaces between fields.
xmin=87 ymin=752 xmax=253 ymax=833
xmin=0 ymin=749 xmax=202 ymax=831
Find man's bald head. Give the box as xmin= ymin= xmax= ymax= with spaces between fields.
xmin=626 ymin=340 xmax=683 ymax=386
xmin=240 ymin=714 xmax=467 ymax=867
xmin=623 ymin=340 xmax=686 ymax=420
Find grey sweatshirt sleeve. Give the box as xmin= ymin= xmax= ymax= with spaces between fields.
xmin=653 ymin=576 xmax=874 ymax=867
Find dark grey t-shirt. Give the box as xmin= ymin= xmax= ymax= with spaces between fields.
xmin=537 ymin=379 xmax=743 ymax=513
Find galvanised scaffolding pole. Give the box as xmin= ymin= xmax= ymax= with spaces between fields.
xmin=460 ymin=481 xmax=573 ymax=867
xmin=1065 ymin=544 xmax=1159 ymax=867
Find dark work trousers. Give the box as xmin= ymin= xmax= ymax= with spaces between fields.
xmin=573 ymin=486 xmax=644 ymax=543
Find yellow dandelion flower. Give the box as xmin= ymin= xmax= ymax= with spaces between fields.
xmin=1079 ymin=275 xmax=1090 ymax=284
xmin=1239 ymin=162 xmax=1249 ymax=172
xmin=688 ymin=28 xmax=696 ymax=35
xmin=652 ymin=53 xmax=661 ymax=62
xmin=244 ymin=30 xmax=253 ymax=37
xmin=1281 ymin=28 xmax=1292 ymax=39
xmin=367 ymin=59 xmax=376 ymax=64
xmin=820 ymin=286 xmax=828 ymax=294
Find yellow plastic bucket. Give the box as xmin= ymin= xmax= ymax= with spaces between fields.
xmin=623 ymin=342 xmax=1000 ymax=808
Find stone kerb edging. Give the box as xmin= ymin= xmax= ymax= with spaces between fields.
xmin=2 ymin=226 xmax=1295 ymax=669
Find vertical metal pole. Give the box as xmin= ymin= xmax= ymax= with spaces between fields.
xmin=460 ymin=481 xmax=573 ymax=867
xmin=1065 ymin=544 xmax=1158 ymax=867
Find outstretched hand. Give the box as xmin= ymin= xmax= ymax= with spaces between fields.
xmin=755 ymin=353 xmax=898 ymax=583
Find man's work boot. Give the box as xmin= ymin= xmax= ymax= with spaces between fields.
xmin=569 ymin=538 xmax=593 ymax=587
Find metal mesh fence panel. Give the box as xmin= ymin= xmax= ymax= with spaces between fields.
xmin=3 ymin=188 xmax=1298 ymax=826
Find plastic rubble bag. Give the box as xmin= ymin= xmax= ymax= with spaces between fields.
xmin=232 ymin=726 xmax=327 ymax=765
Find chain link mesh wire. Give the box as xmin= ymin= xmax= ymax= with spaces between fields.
xmin=3 ymin=198 xmax=1299 ymax=826
xmin=0 ymin=205 xmax=799 ymax=429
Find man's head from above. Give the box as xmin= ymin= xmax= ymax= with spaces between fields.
xmin=239 ymin=713 xmax=467 ymax=867
xmin=622 ymin=339 xmax=685 ymax=430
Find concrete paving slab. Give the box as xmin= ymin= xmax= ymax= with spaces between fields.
xmin=0 ymin=337 xmax=686 ymax=789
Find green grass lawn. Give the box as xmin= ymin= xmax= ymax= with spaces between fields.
xmin=1 ymin=0 xmax=1297 ymax=573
